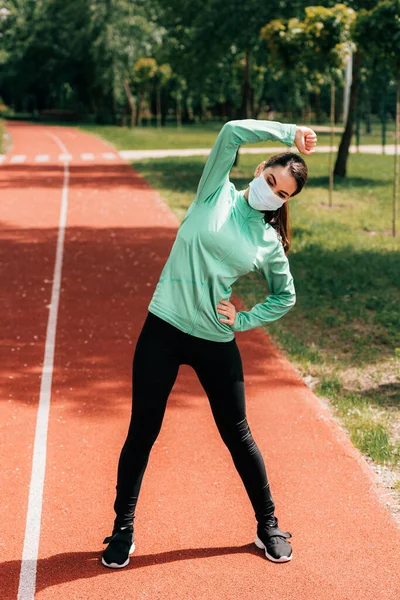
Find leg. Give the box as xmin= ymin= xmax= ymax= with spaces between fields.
xmin=190 ymin=339 xmax=275 ymax=528
xmin=113 ymin=313 xmax=181 ymax=530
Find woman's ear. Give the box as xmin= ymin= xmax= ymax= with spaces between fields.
xmin=254 ymin=161 xmax=266 ymax=178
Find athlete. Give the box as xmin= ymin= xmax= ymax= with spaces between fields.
xmin=102 ymin=118 xmax=317 ymax=568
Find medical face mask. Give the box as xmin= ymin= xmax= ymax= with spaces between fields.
xmin=248 ymin=173 xmax=285 ymax=211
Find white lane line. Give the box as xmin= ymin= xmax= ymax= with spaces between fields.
xmin=17 ymin=132 xmax=70 ymax=600
xmin=35 ymin=154 xmax=49 ymax=163
xmin=10 ymin=154 xmax=27 ymax=163
xmin=81 ymin=152 xmax=94 ymax=161
xmin=102 ymin=152 xmax=117 ymax=159
xmin=59 ymin=153 xmax=72 ymax=162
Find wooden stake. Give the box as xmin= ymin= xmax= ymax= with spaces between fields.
xmin=329 ymin=78 xmax=335 ymax=208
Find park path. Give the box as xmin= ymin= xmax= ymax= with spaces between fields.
xmin=0 ymin=120 xmax=399 ymax=600
xmin=119 ymin=142 xmax=399 ymax=161
xmin=0 ymin=122 xmax=397 ymax=165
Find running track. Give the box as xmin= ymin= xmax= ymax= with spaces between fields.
xmin=1 ymin=121 xmax=399 ymax=600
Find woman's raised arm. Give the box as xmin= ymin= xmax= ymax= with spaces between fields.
xmin=194 ymin=119 xmax=297 ymax=206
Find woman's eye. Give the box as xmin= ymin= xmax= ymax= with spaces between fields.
xmin=268 ymin=178 xmax=284 ymax=198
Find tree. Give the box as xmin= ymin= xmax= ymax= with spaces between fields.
xmin=332 ymin=0 xmax=376 ymax=178
xmin=262 ymin=4 xmax=356 ymax=206
xmin=0 ymin=0 xmax=94 ymax=113
xmin=0 ymin=0 xmax=164 ymax=122
xmin=133 ymin=57 xmax=157 ymax=125
xmin=89 ymin=0 xmax=164 ymax=123
xmin=153 ymin=63 xmax=172 ymax=127
xmin=152 ymin=0 xmax=310 ymax=120
xmin=169 ymin=73 xmax=187 ymax=127
xmin=300 ymin=4 xmax=355 ymax=207
xmin=354 ymin=0 xmax=400 ymax=236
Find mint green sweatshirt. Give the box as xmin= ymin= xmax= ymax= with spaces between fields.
xmin=148 ymin=119 xmax=298 ymax=342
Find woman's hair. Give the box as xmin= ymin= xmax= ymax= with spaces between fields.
xmin=261 ymin=152 xmax=308 ymax=255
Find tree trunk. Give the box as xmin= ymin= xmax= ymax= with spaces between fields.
xmin=334 ymin=49 xmax=362 ymax=178
xmin=239 ymin=49 xmax=252 ymax=119
xmin=343 ymin=50 xmax=352 ymax=126
xmin=136 ymin=92 xmax=143 ymax=126
xmin=186 ymin=94 xmax=194 ymax=123
xmin=156 ymin=85 xmax=162 ymax=127
xmin=136 ymin=94 xmax=139 ymax=126
xmin=249 ymin=83 xmax=255 ymax=118
xmin=393 ymin=69 xmax=399 ymax=237
xmin=355 ymin=90 xmax=361 ymax=152
xmin=123 ymin=79 xmax=136 ymax=127
xmin=364 ymin=88 xmax=371 ymax=134
xmin=380 ymin=90 xmax=387 ymax=153
xmin=226 ymin=97 xmax=234 ymax=121
xmin=301 ymin=95 xmax=309 ymax=122
xmin=176 ymin=93 xmax=182 ymax=127
xmin=200 ymin=94 xmax=208 ymax=122
xmin=334 ymin=83 xmax=342 ymax=124
xmin=314 ymin=89 xmax=322 ymax=124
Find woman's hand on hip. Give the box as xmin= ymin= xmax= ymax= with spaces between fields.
xmin=294 ymin=126 xmax=317 ymax=156
xmin=217 ymin=299 xmax=236 ymax=325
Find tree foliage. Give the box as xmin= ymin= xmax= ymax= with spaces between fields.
xmin=0 ymin=0 xmax=398 ymax=130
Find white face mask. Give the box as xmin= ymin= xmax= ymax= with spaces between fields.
xmin=248 ymin=173 xmax=285 ymax=211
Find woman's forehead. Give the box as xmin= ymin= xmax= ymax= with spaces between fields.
xmin=265 ymin=165 xmax=297 ymax=194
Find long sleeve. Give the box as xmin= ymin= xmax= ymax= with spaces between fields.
xmin=194 ymin=119 xmax=297 ymax=206
xmin=230 ymin=238 xmax=296 ymax=333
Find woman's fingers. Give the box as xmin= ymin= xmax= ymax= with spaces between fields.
xmin=217 ymin=305 xmax=232 ymax=316
xmin=217 ymin=300 xmax=236 ymax=324
xmin=302 ymin=135 xmax=317 ymax=155
xmin=294 ymin=126 xmax=318 ymax=156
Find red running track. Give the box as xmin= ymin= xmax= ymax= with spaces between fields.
xmin=1 ymin=121 xmax=399 ymax=600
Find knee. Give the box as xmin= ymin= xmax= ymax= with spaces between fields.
xmin=124 ymin=421 xmax=162 ymax=453
xmin=222 ymin=417 xmax=258 ymax=453
xmin=236 ymin=417 xmax=252 ymax=442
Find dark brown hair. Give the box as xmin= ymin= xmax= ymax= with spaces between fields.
xmin=261 ymin=152 xmax=308 ymax=254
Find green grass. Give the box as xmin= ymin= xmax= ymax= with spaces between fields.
xmin=79 ymin=121 xmax=398 ymax=151
xmin=80 ymin=122 xmax=224 ymax=150
xmin=317 ymin=376 xmax=400 ymax=466
xmin=130 ymin=150 xmax=400 ymax=470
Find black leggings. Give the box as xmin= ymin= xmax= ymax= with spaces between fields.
xmin=112 ymin=311 xmax=275 ymax=530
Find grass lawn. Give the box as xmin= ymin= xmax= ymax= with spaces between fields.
xmin=130 ymin=150 xmax=400 ymax=491
xmin=80 ymin=120 xmax=398 ymax=151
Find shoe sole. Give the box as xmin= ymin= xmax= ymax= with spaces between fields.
xmin=101 ymin=542 xmax=136 ymax=569
xmin=254 ymin=535 xmax=292 ymax=563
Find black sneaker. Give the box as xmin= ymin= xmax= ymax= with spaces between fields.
xmin=254 ymin=516 xmax=293 ymax=563
xmin=102 ymin=525 xmax=135 ymax=568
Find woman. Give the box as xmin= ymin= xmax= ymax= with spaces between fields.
xmin=102 ymin=118 xmax=317 ymax=568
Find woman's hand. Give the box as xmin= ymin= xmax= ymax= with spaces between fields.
xmin=294 ymin=126 xmax=317 ymax=156
xmin=217 ymin=299 xmax=236 ymax=325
